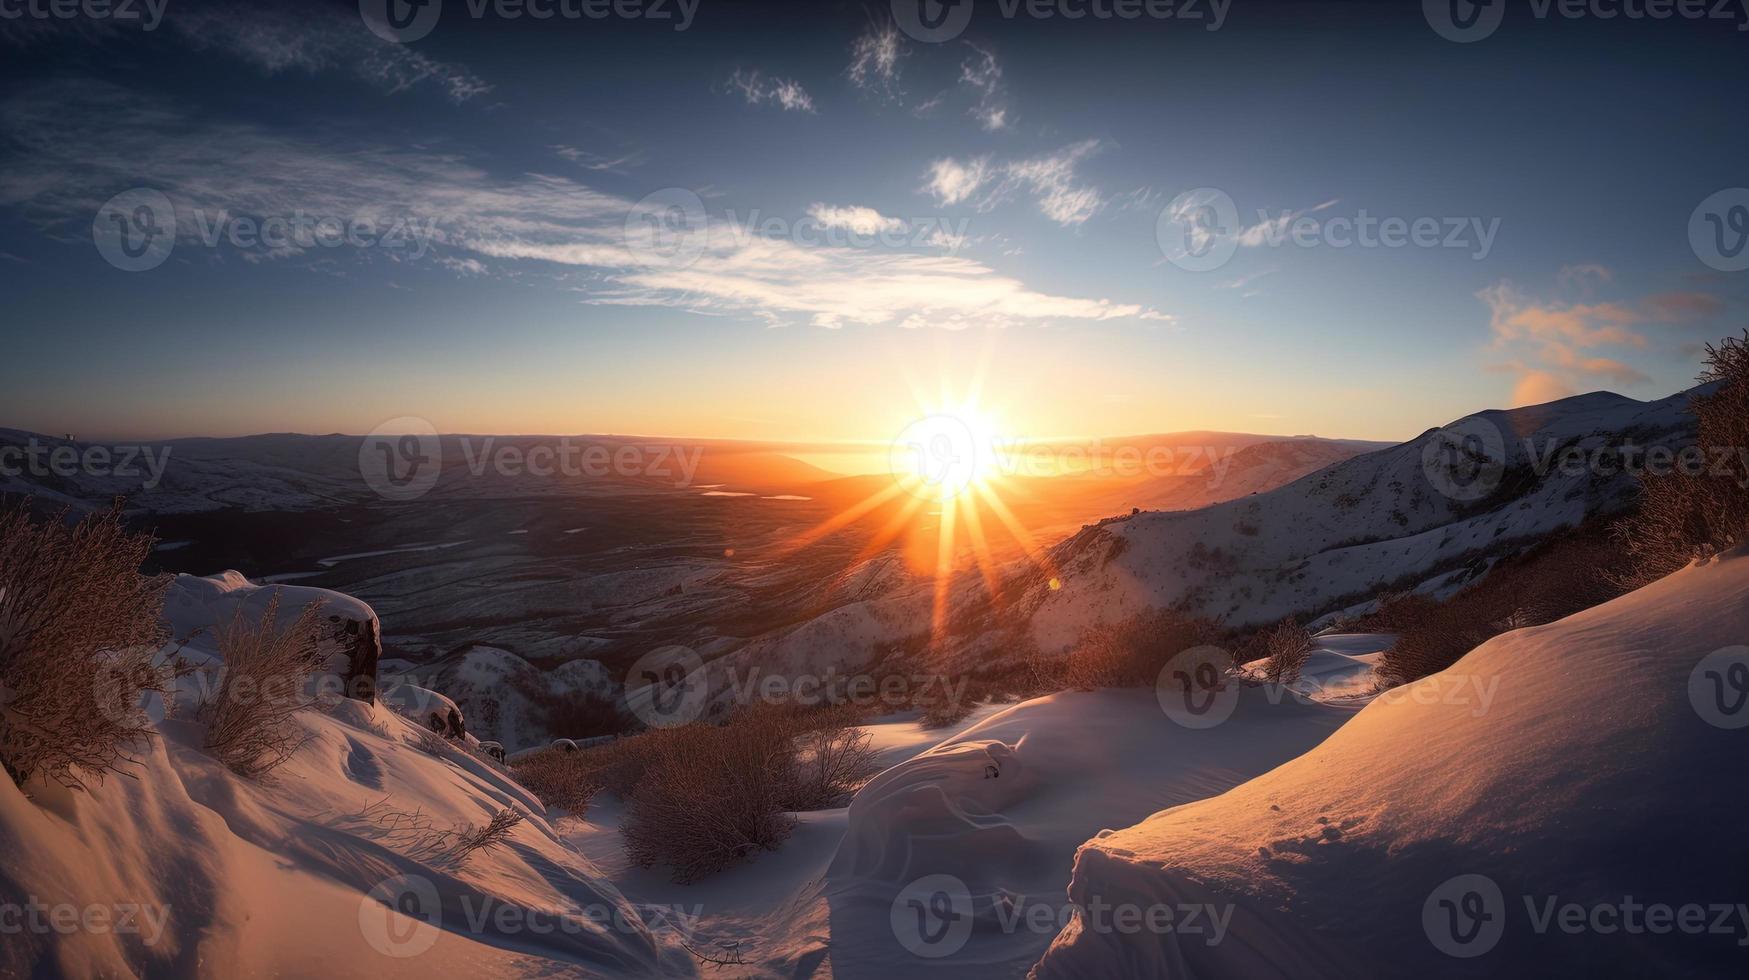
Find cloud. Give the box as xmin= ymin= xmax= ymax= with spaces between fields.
xmin=729 ymin=69 xmax=815 ymax=112
xmin=1480 ymin=276 xmax=1722 ymax=400
xmin=1556 ymin=263 xmax=1612 ymax=294
xmin=1511 ymin=370 xmax=1576 ymax=408
xmin=1232 ymin=199 xmax=1340 ymax=247
xmin=603 ymin=233 xmax=1168 ymax=329
xmin=806 ymin=204 xmax=906 ymax=236
xmin=19 ymin=1 xmax=494 ymax=102
xmin=959 ymin=43 xmax=1009 ymax=132
xmin=553 ymin=146 xmax=647 ymax=173
xmin=1642 ymin=291 xmax=1725 ymax=320
xmin=922 ymin=141 xmax=1108 ymax=226
xmin=0 ymin=81 xmax=1162 ymax=332
xmin=848 ymin=22 xmax=904 ymax=96
xmin=924 ymin=157 xmax=994 ymax=208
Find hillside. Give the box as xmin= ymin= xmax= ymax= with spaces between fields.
xmin=1002 ymin=388 xmax=1699 ymax=651
xmin=1032 ymin=548 xmax=1749 ymax=978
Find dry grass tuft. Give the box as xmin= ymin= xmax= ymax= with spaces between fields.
xmin=201 ymin=592 xmax=328 ymax=779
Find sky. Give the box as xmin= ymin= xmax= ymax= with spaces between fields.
xmin=0 ymin=0 xmax=1745 ymax=445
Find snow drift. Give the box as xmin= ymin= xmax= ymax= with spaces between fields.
xmin=823 ymin=687 xmax=1355 ymax=977
xmin=1031 ymin=549 xmax=1749 ymax=978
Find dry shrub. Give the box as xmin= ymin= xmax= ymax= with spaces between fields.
xmin=1061 ymin=608 xmax=1224 ymax=690
xmin=1615 ymin=331 xmax=1749 ymax=585
xmin=512 ymin=747 xmax=601 ymax=816
xmin=621 ymin=719 xmax=798 ymax=883
xmin=201 ymin=592 xmax=328 ymax=779
xmin=1377 ymin=519 xmax=1628 ymax=687
xmin=1261 ymin=618 xmax=1314 ymax=685
xmin=773 ymin=703 xmax=878 ymax=810
xmin=0 ymin=502 xmax=173 ymax=790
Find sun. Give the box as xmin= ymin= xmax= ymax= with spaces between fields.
xmin=887 ymin=407 xmax=1004 ymax=502
xmin=772 ymin=364 xmax=1061 ymax=646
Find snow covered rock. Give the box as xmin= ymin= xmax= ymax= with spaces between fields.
xmin=163 ymin=571 xmax=382 ymax=701
xmin=1032 ymin=549 xmax=1749 ymax=978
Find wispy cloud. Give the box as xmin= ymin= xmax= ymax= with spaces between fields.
xmin=848 ymin=21 xmax=904 ymax=97
xmin=6 ymin=1 xmax=491 ymax=102
xmin=729 ymin=69 xmax=816 ymax=113
xmin=922 ymin=141 xmax=1108 ymax=226
xmin=553 ymin=146 xmax=647 ymax=173
xmin=959 ymin=43 xmax=1008 ymax=132
xmin=0 ymin=81 xmax=1161 ymax=331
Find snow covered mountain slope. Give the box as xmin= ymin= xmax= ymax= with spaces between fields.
xmin=1031 ymin=548 xmax=1749 ymax=979
xmin=0 ymin=697 xmax=684 ymax=977
xmin=1009 ymin=388 xmax=1700 ymax=649
xmin=425 ymin=645 xmax=618 ymax=750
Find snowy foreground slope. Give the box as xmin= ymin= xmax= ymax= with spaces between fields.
xmin=0 ymin=700 xmax=688 ymax=977
xmin=1015 ymin=388 xmax=1699 ymax=648
xmin=1032 ymin=549 xmax=1749 ymax=978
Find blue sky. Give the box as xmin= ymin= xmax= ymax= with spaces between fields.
xmin=0 ymin=0 xmax=1744 ymax=443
